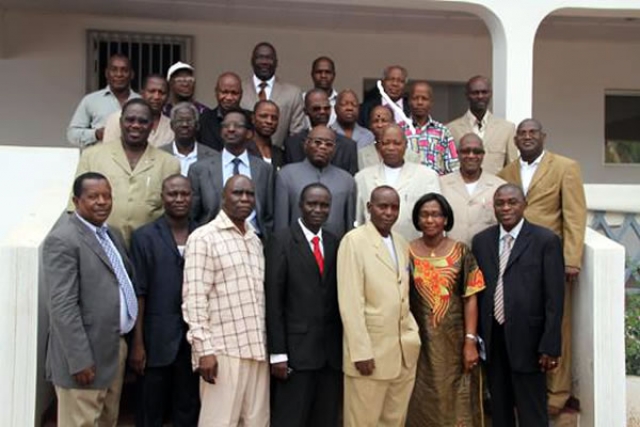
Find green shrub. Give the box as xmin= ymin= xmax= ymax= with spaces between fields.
xmin=627 ymin=291 xmax=640 ymax=376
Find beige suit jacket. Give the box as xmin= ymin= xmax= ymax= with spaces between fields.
xmin=71 ymin=141 xmax=180 ymax=246
xmin=241 ymin=77 xmax=305 ymax=149
xmin=439 ymin=170 xmax=505 ymax=246
xmin=498 ymin=151 xmax=587 ymax=268
xmin=337 ymin=223 xmax=421 ymax=380
xmin=355 ymin=162 xmax=440 ymax=241
xmin=447 ymin=110 xmax=518 ymax=175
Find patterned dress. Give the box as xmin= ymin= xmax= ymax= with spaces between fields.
xmin=406 ymin=241 xmax=485 ymax=427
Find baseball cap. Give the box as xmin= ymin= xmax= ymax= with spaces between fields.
xmin=167 ymin=61 xmax=194 ymax=80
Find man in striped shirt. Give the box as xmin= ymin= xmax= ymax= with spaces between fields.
xmin=182 ymin=174 xmax=269 ymax=426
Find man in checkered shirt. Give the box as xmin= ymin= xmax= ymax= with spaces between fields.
xmin=182 ymin=174 xmax=269 ymax=426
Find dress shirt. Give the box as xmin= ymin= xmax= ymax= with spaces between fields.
xmin=182 ymin=210 xmax=266 ymax=368
xmin=331 ymin=122 xmax=375 ymax=150
xmin=67 ymin=86 xmax=140 ymax=147
xmin=75 ymin=213 xmax=135 ymax=334
xmin=519 ymin=151 xmax=545 ymax=195
xmin=172 ymin=142 xmax=199 ymax=176
xmin=400 ymin=116 xmax=459 ymax=175
xmin=103 ymin=111 xmax=174 ymax=148
xmin=499 ymin=218 xmax=524 ymax=253
xmin=381 ymin=235 xmax=398 ymax=270
xmin=464 ymin=109 xmax=489 ymax=139
xmin=253 ymin=75 xmax=276 ymax=101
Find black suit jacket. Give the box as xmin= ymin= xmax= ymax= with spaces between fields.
xmin=357 ymin=88 xmax=411 ymax=128
xmin=130 ymin=216 xmax=196 ymax=367
xmin=283 ymin=129 xmax=358 ymax=176
xmin=198 ymin=106 xmax=254 ymax=152
xmin=471 ymin=220 xmax=565 ymax=373
xmin=265 ymin=222 xmax=342 ymax=371
xmin=188 ymin=150 xmax=274 ymax=235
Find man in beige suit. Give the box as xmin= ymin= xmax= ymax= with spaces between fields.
xmin=355 ymin=124 xmax=440 ymax=241
xmin=338 ymin=186 xmax=421 ymax=427
xmin=447 ymin=76 xmax=518 ymax=175
xmin=440 ymin=133 xmax=505 ymax=245
xmin=498 ymin=118 xmax=587 ymax=415
xmin=72 ymin=98 xmax=180 ymax=245
xmin=240 ymin=42 xmax=305 ymax=149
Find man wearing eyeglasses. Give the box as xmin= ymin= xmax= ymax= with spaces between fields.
xmin=188 ymin=108 xmax=274 ymax=237
xmin=440 ymin=133 xmax=506 ymax=246
xmin=275 ymin=125 xmax=356 ymax=239
xmin=163 ymin=61 xmax=210 ymax=118
xmin=71 ymin=98 xmax=180 ymax=246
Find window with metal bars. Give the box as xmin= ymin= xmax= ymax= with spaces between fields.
xmin=86 ymin=30 xmax=194 ymax=93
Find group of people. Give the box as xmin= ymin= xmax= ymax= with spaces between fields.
xmin=44 ymin=40 xmax=588 ymax=427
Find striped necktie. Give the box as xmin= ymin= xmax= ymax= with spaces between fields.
xmin=494 ymin=234 xmax=514 ymax=325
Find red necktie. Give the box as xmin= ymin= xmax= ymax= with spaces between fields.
xmin=312 ymin=236 xmax=324 ymax=275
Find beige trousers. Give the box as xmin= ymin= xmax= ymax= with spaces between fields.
xmin=343 ymin=362 xmax=417 ymax=427
xmin=198 ymin=355 xmax=270 ymax=427
xmin=55 ymin=338 xmax=127 ymax=427
xmin=547 ymin=281 xmax=573 ymax=409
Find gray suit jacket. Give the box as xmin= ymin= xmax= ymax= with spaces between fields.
xmin=44 ymin=213 xmax=133 ymax=389
xmin=160 ymin=141 xmax=218 ymax=161
xmin=241 ymin=77 xmax=306 ymax=149
xmin=188 ymin=150 xmax=274 ymax=235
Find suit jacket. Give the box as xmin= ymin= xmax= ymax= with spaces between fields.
xmin=472 ymin=220 xmax=565 ymax=373
xmin=159 ymin=141 xmax=218 ymax=162
xmin=498 ymin=151 xmax=587 ymax=268
xmin=44 ymin=213 xmax=134 ymax=389
xmin=198 ymin=106 xmax=254 ymax=152
xmin=337 ymin=223 xmax=421 ymax=380
xmin=283 ymin=129 xmax=359 ymax=176
xmin=357 ymin=89 xmax=411 ymax=128
xmin=265 ymin=223 xmax=342 ymax=371
xmin=358 ymin=144 xmax=380 ymax=170
xmin=439 ymin=170 xmax=506 ymax=246
xmin=71 ymin=141 xmax=181 ymax=246
xmin=130 ymin=216 xmax=196 ymax=367
xmin=274 ymin=159 xmax=356 ymax=239
xmin=188 ymin=150 xmax=274 ymax=235
xmin=447 ymin=110 xmax=518 ymax=175
xmin=241 ymin=78 xmax=306 ymax=149
xmin=355 ymin=162 xmax=440 ymax=241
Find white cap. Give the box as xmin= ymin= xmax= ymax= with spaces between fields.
xmin=167 ymin=61 xmax=194 ymax=80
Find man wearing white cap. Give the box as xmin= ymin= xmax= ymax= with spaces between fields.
xmin=163 ymin=61 xmax=209 ymax=117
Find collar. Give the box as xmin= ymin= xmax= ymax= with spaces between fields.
xmin=214 ymin=209 xmax=253 ymax=235
xmin=172 ymin=141 xmax=198 ymax=158
xmin=75 ymin=212 xmax=105 ymax=234
xmin=519 ymin=150 xmax=545 ymax=167
xmin=411 ymin=115 xmax=435 ymax=130
xmin=298 ymin=218 xmax=323 ymax=243
xmin=328 ymin=89 xmax=338 ymax=102
xmin=253 ymin=75 xmax=275 ymax=90
xmin=222 ymin=147 xmax=250 ymax=166
xmin=465 ymin=109 xmax=491 ymax=127
xmin=499 ymin=218 xmax=525 ymax=241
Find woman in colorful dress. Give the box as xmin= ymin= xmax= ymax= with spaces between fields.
xmin=406 ymin=193 xmax=486 ymax=427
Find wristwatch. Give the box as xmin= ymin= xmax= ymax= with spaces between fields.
xmin=465 ymin=333 xmax=478 ymax=342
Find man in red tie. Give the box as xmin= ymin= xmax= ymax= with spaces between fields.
xmin=265 ymin=183 xmax=343 ymax=427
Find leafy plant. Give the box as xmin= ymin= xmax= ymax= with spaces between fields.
xmin=626 ymin=291 xmax=640 ymax=376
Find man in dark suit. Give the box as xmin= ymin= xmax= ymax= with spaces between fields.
xmin=283 ymin=88 xmax=358 ymax=175
xmin=188 ymin=108 xmax=274 ymax=236
xmin=129 ymin=174 xmax=200 ymax=426
xmin=471 ymin=183 xmax=565 ymax=427
xmin=266 ymin=183 xmax=342 ymax=427
xmin=199 ymin=72 xmax=253 ymax=152
xmin=44 ymin=172 xmax=137 ymax=426
xmin=358 ymin=65 xmax=411 ymax=128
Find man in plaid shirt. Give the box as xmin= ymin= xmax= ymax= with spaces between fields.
xmin=182 ymin=174 xmax=269 ymax=426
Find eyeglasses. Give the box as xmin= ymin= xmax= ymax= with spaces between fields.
xmin=460 ymin=148 xmax=485 ymax=155
xmin=307 ymin=138 xmax=336 ymax=148
xmin=173 ymin=77 xmax=195 ymax=84
xmin=419 ymin=212 xmax=445 ymax=219
xmin=221 ymin=122 xmax=247 ymax=129
xmin=173 ymin=119 xmax=195 ymax=126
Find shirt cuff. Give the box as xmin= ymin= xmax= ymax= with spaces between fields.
xmin=270 ymin=354 xmax=288 ymax=364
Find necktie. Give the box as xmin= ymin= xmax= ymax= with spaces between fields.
xmin=476 ymin=120 xmax=483 ymax=131
xmin=95 ymin=227 xmax=138 ymax=332
xmin=494 ymin=234 xmax=514 ymax=325
xmin=311 ymin=236 xmax=324 ymax=275
xmin=258 ymin=82 xmax=268 ymax=101
xmin=232 ymin=157 xmax=242 ymax=175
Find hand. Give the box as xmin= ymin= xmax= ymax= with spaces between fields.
xmin=128 ymin=340 xmax=146 ymax=376
xmin=73 ymin=365 xmax=96 ymax=386
xmin=463 ymin=341 xmax=479 ymax=373
xmin=539 ymin=354 xmax=559 ymax=372
xmin=95 ymin=127 xmax=105 ymax=141
xmin=199 ymin=355 xmax=218 ymax=384
xmin=354 ymin=359 xmax=375 ymax=376
xmin=271 ymin=362 xmax=289 ymax=380
xmin=565 ymin=266 xmax=580 ymax=283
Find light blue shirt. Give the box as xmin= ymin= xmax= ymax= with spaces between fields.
xmin=221 ymin=148 xmax=258 ymax=230
xmin=75 ymin=213 xmax=136 ymax=333
xmin=499 ymin=218 xmax=524 ymax=255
